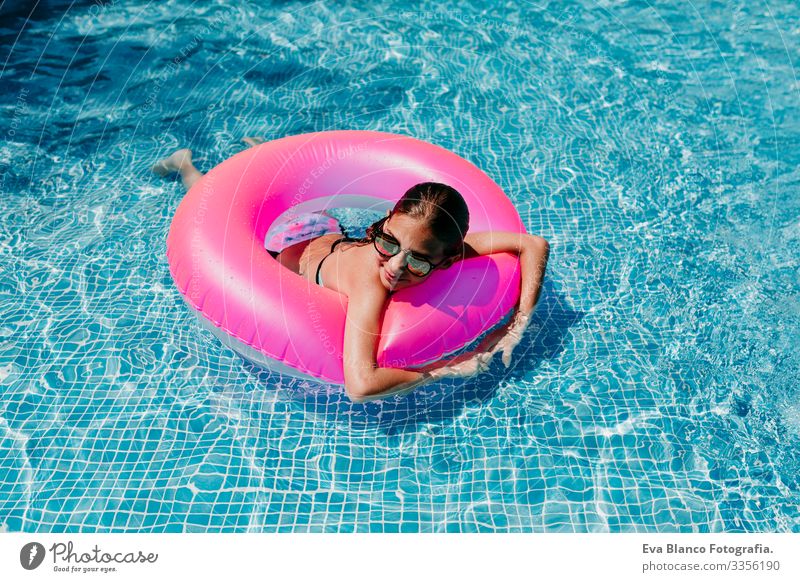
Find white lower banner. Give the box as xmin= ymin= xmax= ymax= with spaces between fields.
xmin=1 ymin=533 xmax=796 ymax=581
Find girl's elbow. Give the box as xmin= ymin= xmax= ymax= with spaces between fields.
xmin=529 ymin=234 xmax=549 ymax=251
xmin=527 ymin=235 xmax=550 ymax=264
xmin=345 ymin=386 xmax=369 ymax=403
xmin=344 ymin=377 xmax=374 ymax=403
xmin=344 ymin=362 xmax=380 ymax=403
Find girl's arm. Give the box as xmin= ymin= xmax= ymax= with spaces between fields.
xmin=462 ymin=232 xmax=550 ymax=366
xmin=341 ymin=275 xmax=428 ymax=402
xmin=342 ymin=232 xmax=550 ymax=402
xmin=342 ymin=272 xmax=492 ymax=403
xmin=462 ymin=231 xmax=550 ymax=318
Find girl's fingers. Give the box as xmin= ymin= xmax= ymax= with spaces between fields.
xmin=452 ymin=354 xmax=492 ymax=377
xmin=502 ymin=345 xmax=514 ymax=368
xmin=476 ymin=327 xmax=505 ymax=352
xmin=494 ymin=334 xmax=522 ymax=368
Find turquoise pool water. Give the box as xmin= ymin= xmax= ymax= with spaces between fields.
xmin=1 ymin=0 xmax=798 ymax=532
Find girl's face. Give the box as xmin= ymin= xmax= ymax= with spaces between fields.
xmin=373 ymin=212 xmax=449 ymax=292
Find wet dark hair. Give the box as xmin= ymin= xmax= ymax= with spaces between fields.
xmin=364 ymin=182 xmax=470 ymax=257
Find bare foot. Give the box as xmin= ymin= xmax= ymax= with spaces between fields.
xmin=152 ymin=148 xmax=193 ymax=177
xmin=242 ymin=136 xmax=265 ymax=148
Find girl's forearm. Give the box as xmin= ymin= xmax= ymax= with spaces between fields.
xmin=517 ymin=236 xmax=550 ymax=316
xmin=346 ymin=236 xmax=549 ymax=403
xmin=348 ymin=366 xmax=433 ymax=403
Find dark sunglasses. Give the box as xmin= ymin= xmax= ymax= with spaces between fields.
xmin=370 ymin=216 xmax=445 ymax=277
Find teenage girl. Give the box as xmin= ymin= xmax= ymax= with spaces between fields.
xmin=154 ymin=141 xmax=550 ymax=402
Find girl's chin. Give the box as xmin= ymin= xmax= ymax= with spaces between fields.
xmin=380 ymin=266 xmax=404 ymax=288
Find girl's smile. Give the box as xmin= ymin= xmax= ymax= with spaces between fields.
xmin=381 ymin=265 xmax=399 ymax=285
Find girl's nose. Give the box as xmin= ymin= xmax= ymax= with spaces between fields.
xmin=387 ymin=251 xmax=409 ymax=271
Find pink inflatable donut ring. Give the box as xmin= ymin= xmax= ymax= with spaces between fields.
xmin=166 ymin=130 xmax=525 ymax=385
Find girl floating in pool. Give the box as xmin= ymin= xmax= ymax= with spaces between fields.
xmin=154 ymin=140 xmax=550 ymax=402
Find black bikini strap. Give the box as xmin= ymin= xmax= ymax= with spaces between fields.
xmin=315 ymin=252 xmax=328 ymax=285
xmin=331 ymin=235 xmax=361 ymax=251
xmin=317 ymin=237 xmax=343 ymax=285
xmin=316 ymin=234 xmax=367 ymax=285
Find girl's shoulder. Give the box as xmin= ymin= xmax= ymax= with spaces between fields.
xmin=331 ymin=239 xmax=388 ymax=299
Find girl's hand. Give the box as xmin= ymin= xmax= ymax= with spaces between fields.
xmin=416 ymin=311 xmax=531 ymax=383
xmin=423 ymin=351 xmax=493 ymax=381
xmin=456 ymin=232 xmax=548 ymax=370
xmin=475 ymin=311 xmax=531 ymax=368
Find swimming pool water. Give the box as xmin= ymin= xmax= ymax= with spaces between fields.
xmin=1 ymin=0 xmax=799 ymax=532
